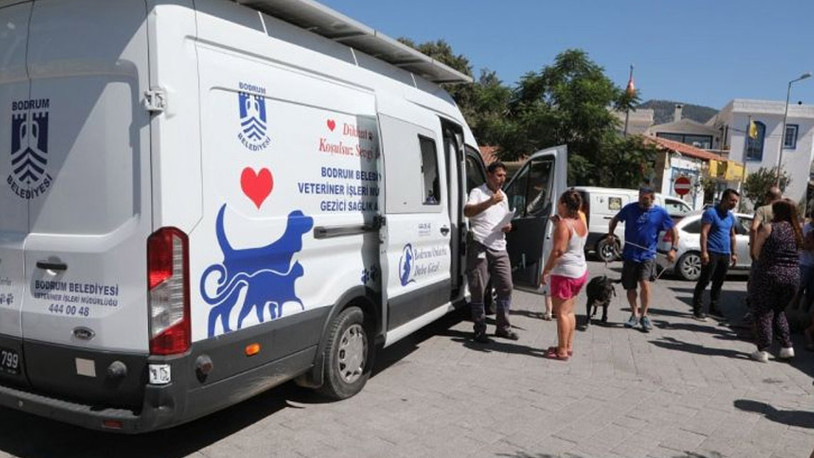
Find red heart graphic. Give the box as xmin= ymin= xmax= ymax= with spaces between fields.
xmin=241 ymin=167 xmax=273 ymax=209
xmin=327 ymin=119 xmax=336 ymax=131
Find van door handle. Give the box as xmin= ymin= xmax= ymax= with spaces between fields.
xmin=37 ymin=261 xmax=67 ymax=271
xmin=440 ymin=226 xmax=450 ymax=235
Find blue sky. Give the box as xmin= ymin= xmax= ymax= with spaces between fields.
xmin=318 ymin=1 xmax=814 ymax=110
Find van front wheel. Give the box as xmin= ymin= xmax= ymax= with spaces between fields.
xmin=318 ymin=306 xmax=371 ymax=400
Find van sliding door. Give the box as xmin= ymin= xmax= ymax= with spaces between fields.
xmin=378 ymin=114 xmax=452 ymax=337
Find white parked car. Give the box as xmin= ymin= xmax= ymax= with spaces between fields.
xmin=656 ymin=211 xmax=753 ymax=281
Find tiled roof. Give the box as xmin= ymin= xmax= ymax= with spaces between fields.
xmin=645 ymin=136 xmax=724 ymax=161
xmin=479 ymin=146 xmax=500 ymax=164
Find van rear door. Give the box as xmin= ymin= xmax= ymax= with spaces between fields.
xmin=20 ymin=0 xmax=153 ymax=368
xmin=503 ymin=145 xmax=568 ymax=289
xmin=0 ymin=1 xmax=32 ymax=383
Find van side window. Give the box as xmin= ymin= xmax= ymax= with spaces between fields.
xmin=418 ymin=135 xmax=440 ymax=205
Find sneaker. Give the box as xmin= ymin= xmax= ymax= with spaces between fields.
xmin=495 ymin=328 xmax=519 ymax=341
xmin=692 ymin=311 xmax=707 ymax=322
xmin=779 ymin=347 xmax=795 ymax=360
xmin=750 ymin=350 xmax=769 ymax=363
xmin=640 ymin=316 xmax=653 ymax=332
xmin=624 ymin=315 xmax=640 ymax=329
xmin=708 ymin=307 xmax=723 ymax=318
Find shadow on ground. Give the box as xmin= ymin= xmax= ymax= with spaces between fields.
xmin=734 ymin=399 xmax=814 ymax=429
xmin=651 ymin=336 xmax=751 ymax=359
xmin=0 ymin=308 xmax=474 ymax=458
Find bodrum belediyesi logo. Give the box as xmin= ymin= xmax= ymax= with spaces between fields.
xmin=8 ymin=98 xmax=53 ymax=199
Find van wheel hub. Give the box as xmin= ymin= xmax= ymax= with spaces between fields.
xmin=337 ymin=324 xmax=366 ymax=383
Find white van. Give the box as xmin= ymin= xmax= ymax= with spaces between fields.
xmin=0 ymin=0 xmax=566 ymax=432
xmin=572 ymin=187 xmax=693 ymax=261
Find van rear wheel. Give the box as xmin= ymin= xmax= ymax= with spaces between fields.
xmin=596 ymin=237 xmax=620 ymax=262
xmin=318 ymin=306 xmax=371 ymax=400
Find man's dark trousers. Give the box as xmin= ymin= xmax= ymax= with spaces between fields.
xmin=692 ymin=252 xmax=730 ymax=314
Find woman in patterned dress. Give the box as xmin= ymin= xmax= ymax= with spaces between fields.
xmin=749 ymin=199 xmax=802 ymax=362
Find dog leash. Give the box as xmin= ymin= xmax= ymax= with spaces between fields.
xmin=606 ymin=236 xmax=674 ymax=281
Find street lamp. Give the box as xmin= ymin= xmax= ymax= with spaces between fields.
xmin=776 ymin=72 xmax=812 ymax=186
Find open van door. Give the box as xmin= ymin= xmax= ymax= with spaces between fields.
xmin=0 ymin=0 xmax=32 ymax=384
xmin=502 ymin=145 xmax=568 ymax=290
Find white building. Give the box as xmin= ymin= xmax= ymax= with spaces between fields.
xmin=707 ymin=99 xmax=814 ymax=205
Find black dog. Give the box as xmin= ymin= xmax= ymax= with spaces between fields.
xmin=584 ymin=275 xmax=619 ymax=327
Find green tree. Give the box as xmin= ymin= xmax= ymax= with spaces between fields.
xmin=397 ymin=38 xmax=512 ymax=145
xmin=594 ymin=134 xmax=660 ymax=187
xmin=498 ymin=49 xmax=642 ymax=185
xmin=742 ymin=167 xmax=791 ymax=206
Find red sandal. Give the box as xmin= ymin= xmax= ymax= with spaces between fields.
xmin=544 ymin=346 xmax=569 ymax=361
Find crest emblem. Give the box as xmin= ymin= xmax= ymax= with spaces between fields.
xmin=8 ymin=98 xmax=53 ymax=199
xmin=237 ymin=92 xmax=271 ymax=151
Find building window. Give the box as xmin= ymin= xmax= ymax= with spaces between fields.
xmin=655 ymin=132 xmax=713 ymax=149
xmin=784 ymin=124 xmax=798 ymax=149
xmin=745 ymin=121 xmax=765 ymax=161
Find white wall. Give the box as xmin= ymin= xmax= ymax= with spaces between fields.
xmin=719 ymin=100 xmax=814 ymax=205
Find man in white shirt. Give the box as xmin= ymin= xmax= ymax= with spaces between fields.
xmin=465 ymin=161 xmax=517 ymax=343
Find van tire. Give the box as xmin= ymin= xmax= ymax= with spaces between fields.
xmin=595 ymin=237 xmax=620 ymax=262
xmin=318 ymin=306 xmax=372 ymax=400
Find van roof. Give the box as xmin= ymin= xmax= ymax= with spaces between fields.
xmin=237 ymin=0 xmax=473 ymax=84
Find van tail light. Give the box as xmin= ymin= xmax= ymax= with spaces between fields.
xmin=662 ymin=231 xmax=673 ymax=243
xmin=147 ymin=227 xmax=190 ymax=355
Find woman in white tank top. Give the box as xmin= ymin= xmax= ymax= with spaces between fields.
xmin=541 ymin=190 xmax=589 ymax=361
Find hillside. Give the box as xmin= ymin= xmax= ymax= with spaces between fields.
xmin=638 ymin=100 xmax=718 ymax=125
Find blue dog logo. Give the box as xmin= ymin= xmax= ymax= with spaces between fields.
xmin=237 ymin=92 xmax=271 ymax=151
xmin=200 ymin=204 xmax=313 ymax=337
xmin=398 ymin=244 xmax=416 ymax=286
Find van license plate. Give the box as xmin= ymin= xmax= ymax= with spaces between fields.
xmin=0 ymin=347 xmax=20 ymax=375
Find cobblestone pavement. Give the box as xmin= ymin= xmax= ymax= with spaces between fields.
xmin=1 ymin=261 xmax=813 ymax=458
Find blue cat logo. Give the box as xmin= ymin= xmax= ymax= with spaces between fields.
xmin=398 ymin=244 xmax=416 ymax=286
xmin=200 ymin=204 xmax=313 ymax=337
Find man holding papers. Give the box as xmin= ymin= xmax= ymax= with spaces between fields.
xmin=464 ymin=161 xmax=518 ymax=343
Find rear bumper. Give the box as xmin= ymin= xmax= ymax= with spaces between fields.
xmin=0 ymin=345 xmax=315 ymax=433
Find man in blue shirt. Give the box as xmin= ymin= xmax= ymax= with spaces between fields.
xmin=692 ymin=188 xmax=740 ymax=320
xmin=609 ymin=187 xmax=678 ymax=332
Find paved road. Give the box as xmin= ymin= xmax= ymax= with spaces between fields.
xmin=1 ymin=261 xmax=813 ymax=457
